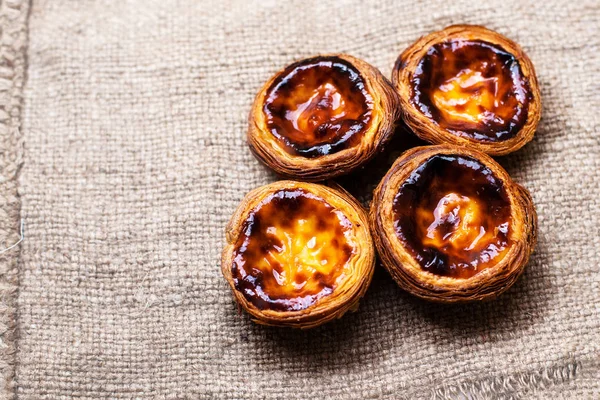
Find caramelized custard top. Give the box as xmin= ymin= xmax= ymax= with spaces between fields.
xmin=263 ymin=56 xmax=374 ymax=158
xmin=393 ymin=155 xmax=513 ymax=278
xmin=411 ymin=39 xmax=531 ymax=142
xmin=232 ymin=189 xmax=356 ymax=311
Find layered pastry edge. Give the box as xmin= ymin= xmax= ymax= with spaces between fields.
xmin=222 ymin=180 xmax=375 ymax=328
xmin=369 ymin=145 xmax=537 ymax=302
xmin=392 ymin=25 xmax=541 ymax=156
xmin=248 ymin=54 xmax=401 ymax=181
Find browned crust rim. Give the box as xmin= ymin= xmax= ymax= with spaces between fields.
xmin=248 ymin=54 xmax=401 ymax=181
xmin=369 ymin=145 xmax=537 ymax=302
xmin=222 ymin=180 xmax=375 ymax=328
xmin=392 ymin=25 xmax=542 ymax=156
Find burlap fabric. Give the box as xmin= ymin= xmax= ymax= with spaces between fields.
xmin=1 ymin=0 xmax=599 ymax=398
xmin=0 ymin=0 xmax=28 ymax=397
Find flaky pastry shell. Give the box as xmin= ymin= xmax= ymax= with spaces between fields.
xmin=249 ymin=54 xmax=400 ymax=181
xmin=370 ymin=145 xmax=537 ymax=302
xmin=222 ymin=180 xmax=375 ymax=328
xmin=392 ymin=25 xmax=541 ymax=156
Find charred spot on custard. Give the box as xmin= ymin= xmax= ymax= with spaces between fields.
xmin=232 ymin=189 xmax=356 ymax=311
xmin=392 ymin=155 xmax=513 ymax=278
xmin=263 ymin=56 xmax=374 ymax=158
xmin=411 ymin=40 xmax=531 ymax=142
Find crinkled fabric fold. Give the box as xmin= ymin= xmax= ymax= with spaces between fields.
xmin=0 ymin=0 xmax=29 ymax=398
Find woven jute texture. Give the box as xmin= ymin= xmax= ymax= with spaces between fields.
xmin=0 ymin=0 xmax=28 ymax=398
xmin=14 ymin=0 xmax=600 ymax=398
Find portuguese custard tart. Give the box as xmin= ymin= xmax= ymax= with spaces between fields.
xmin=370 ymin=145 xmax=537 ymax=302
xmin=392 ymin=25 xmax=541 ymax=156
xmin=248 ymin=54 xmax=401 ymax=181
xmin=222 ymin=180 xmax=375 ymax=328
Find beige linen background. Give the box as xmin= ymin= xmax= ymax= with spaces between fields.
xmin=0 ymin=0 xmax=598 ymax=398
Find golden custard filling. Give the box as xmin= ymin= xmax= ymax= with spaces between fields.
xmin=232 ymin=189 xmax=356 ymax=311
xmin=411 ymin=39 xmax=531 ymax=142
xmin=263 ymin=56 xmax=374 ymax=158
xmin=393 ymin=155 xmax=513 ymax=278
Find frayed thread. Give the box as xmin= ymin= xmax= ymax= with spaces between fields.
xmin=0 ymin=219 xmax=24 ymax=255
